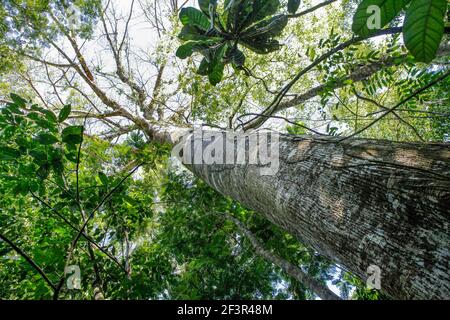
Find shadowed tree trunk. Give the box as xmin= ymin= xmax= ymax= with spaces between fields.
xmin=223 ymin=212 xmax=342 ymax=300
xmin=171 ymin=130 xmax=450 ymax=300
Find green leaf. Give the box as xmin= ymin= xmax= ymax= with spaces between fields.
xmin=352 ymin=0 xmax=410 ymax=37
xmin=241 ymin=14 xmax=288 ymax=39
xmin=35 ymin=118 xmax=56 ymax=131
xmin=208 ymin=62 xmax=224 ymax=86
xmin=230 ymin=48 xmax=246 ymax=67
xmin=98 ymin=172 xmax=109 ymax=186
xmin=58 ymin=105 xmax=71 ymax=123
xmin=35 ymin=132 xmax=59 ymax=145
xmin=176 ymin=43 xmax=195 ymax=59
xmin=29 ymin=150 xmax=47 ymax=165
xmin=207 ymin=43 xmax=228 ymax=85
xmin=30 ymin=104 xmax=46 ymax=113
xmin=198 ymin=0 xmax=217 ymax=16
xmin=403 ymin=0 xmax=447 ymax=63
xmin=179 ymin=7 xmax=211 ymax=31
xmin=288 ymin=0 xmax=301 ymax=14
xmin=197 ymin=58 xmax=211 ymax=75
xmin=239 ymin=38 xmax=281 ymax=54
xmin=245 ymin=0 xmax=281 ymax=28
xmin=0 ymin=146 xmax=20 ymax=161
xmin=224 ymin=0 xmax=250 ymax=30
xmin=62 ymin=126 xmax=83 ymax=145
xmin=176 ymin=39 xmax=222 ymax=59
xmin=62 ymin=134 xmax=83 ymax=146
xmin=62 ymin=125 xmax=83 ymax=136
xmin=27 ymin=112 xmax=41 ymax=122
xmin=51 ymin=158 xmax=64 ymax=176
xmin=6 ymin=103 xmax=24 ymax=115
xmin=199 ymin=0 xmax=210 ymax=15
xmin=65 ymin=150 xmax=78 ymax=163
xmin=179 ymin=25 xmax=209 ymax=41
xmin=43 ymin=110 xmax=57 ymax=123
xmin=10 ymin=93 xmax=27 ymax=108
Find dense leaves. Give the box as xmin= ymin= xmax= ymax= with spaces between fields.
xmin=1 ymin=0 xmax=449 ymax=301
xmin=176 ymin=0 xmax=288 ymax=85
xmin=0 ymin=96 xmax=381 ymax=300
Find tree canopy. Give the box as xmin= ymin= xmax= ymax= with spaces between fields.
xmin=0 ymin=0 xmax=448 ymax=300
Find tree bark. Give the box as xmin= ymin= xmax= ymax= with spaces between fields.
xmin=177 ymin=131 xmax=450 ymax=300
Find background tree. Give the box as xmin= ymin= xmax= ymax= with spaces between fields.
xmin=0 ymin=0 xmax=449 ymax=300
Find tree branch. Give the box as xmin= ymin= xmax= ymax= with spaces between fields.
xmin=0 ymin=232 xmax=56 ymax=292
xmin=339 ymin=70 xmax=450 ymax=142
xmin=53 ymin=162 xmax=144 ymax=300
xmin=288 ymin=0 xmax=338 ymax=19
xmin=222 ymin=213 xmax=342 ymax=300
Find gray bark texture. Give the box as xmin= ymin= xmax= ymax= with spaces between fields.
xmin=178 ymin=131 xmax=450 ymax=300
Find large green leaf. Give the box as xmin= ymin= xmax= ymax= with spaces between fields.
xmin=179 ymin=7 xmax=211 ymax=31
xmin=62 ymin=125 xmax=83 ymax=137
xmin=176 ymin=41 xmax=209 ymax=59
xmin=208 ymin=62 xmax=225 ymax=86
xmin=241 ymin=14 xmax=288 ymax=39
xmin=249 ymin=0 xmax=280 ymax=25
xmin=288 ymin=0 xmax=301 ymax=14
xmin=37 ymin=163 xmax=50 ymax=180
xmin=352 ymin=0 xmax=410 ymax=36
xmin=239 ymin=38 xmax=281 ymax=54
xmin=5 ymin=103 xmax=24 ymax=115
xmin=176 ymin=39 xmax=221 ymax=59
xmin=58 ymin=105 xmax=71 ymax=123
xmin=178 ymin=25 xmax=210 ymax=41
xmin=199 ymin=0 xmax=210 ymax=14
xmin=208 ymin=43 xmax=228 ymax=85
xmin=403 ymin=0 xmax=447 ymax=63
xmin=199 ymin=0 xmax=217 ymax=16
xmin=229 ymin=47 xmax=246 ymax=67
xmin=176 ymin=42 xmax=196 ymax=59
xmin=98 ymin=171 xmax=109 ymax=186
xmin=29 ymin=150 xmax=47 ymax=165
xmin=225 ymin=0 xmax=254 ymax=31
xmin=43 ymin=109 xmax=57 ymax=123
xmin=197 ymin=58 xmax=211 ymax=76
xmin=9 ymin=93 xmax=27 ymax=108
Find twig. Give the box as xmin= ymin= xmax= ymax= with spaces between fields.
xmin=339 ymin=70 xmax=450 ymax=142
xmin=354 ymin=91 xmax=425 ymax=142
xmin=288 ymin=0 xmax=338 ymax=19
xmin=241 ymin=27 xmax=404 ymax=130
xmin=236 ymin=113 xmax=326 ymax=136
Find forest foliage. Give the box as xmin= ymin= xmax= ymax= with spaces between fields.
xmin=0 ymin=0 xmax=448 ymax=300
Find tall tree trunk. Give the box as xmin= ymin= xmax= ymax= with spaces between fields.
xmin=175 ymin=130 xmax=450 ymax=300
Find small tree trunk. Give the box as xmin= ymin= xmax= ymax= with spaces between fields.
xmin=223 ymin=213 xmax=341 ymax=300
xmin=180 ymin=132 xmax=450 ymax=299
